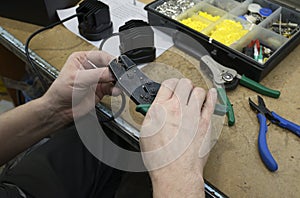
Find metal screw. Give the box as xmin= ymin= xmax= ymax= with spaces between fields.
xmin=222 ymin=72 xmax=234 ymax=82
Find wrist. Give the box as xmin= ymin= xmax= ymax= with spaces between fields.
xmin=37 ymin=95 xmax=72 ymax=130
xmin=150 ymin=169 xmax=205 ymax=198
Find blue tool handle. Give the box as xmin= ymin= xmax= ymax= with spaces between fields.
xmin=272 ymin=112 xmax=300 ymax=137
xmin=257 ymin=113 xmax=278 ymax=172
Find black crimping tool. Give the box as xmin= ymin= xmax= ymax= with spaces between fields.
xmin=76 ymin=0 xmax=113 ymax=41
xmin=109 ymin=55 xmax=160 ymax=115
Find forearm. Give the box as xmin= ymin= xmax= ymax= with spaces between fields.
xmin=0 ymin=96 xmax=69 ymax=165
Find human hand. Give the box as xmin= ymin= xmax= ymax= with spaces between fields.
xmin=42 ymin=50 xmax=119 ymax=124
xmin=139 ymin=78 xmax=217 ymax=198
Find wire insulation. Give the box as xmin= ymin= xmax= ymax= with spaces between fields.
xmin=25 ymin=13 xmax=83 ymax=92
xmin=25 ymin=13 xmax=126 ymax=122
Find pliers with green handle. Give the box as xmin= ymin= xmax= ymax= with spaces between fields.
xmin=200 ymin=55 xmax=280 ymax=126
xmin=172 ymin=31 xmax=280 ymax=126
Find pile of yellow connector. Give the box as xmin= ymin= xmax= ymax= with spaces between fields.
xmin=180 ymin=11 xmax=220 ymax=32
xmin=198 ymin=11 xmax=220 ymax=22
xmin=209 ymin=20 xmax=249 ymax=46
xmin=180 ymin=17 xmax=210 ymax=32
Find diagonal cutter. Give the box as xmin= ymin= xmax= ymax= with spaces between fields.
xmin=249 ymin=95 xmax=300 ymax=171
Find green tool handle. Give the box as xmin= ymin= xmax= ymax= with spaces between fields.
xmin=217 ymin=88 xmax=235 ymax=126
xmin=136 ymin=89 xmax=236 ymax=126
xmin=239 ymin=75 xmax=281 ymax=98
xmin=136 ymin=104 xmax=151 ymax=116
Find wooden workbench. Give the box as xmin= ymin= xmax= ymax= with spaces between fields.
xmin=0 ymin=1 xmax=299 ymax=197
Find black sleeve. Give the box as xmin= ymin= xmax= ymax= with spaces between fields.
xmin=0 ymin=183 xmax=23 ymax=198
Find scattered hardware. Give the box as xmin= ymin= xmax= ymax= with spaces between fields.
xmin=240 ymin=3 xmax=273 ymax=25
xmin=155 ymin=0 xmax=195 ymax=19
xmin=271 ymin=20 xmax=300 ymax=38
xmin=242 ymin=39 xmax=274 ymax=64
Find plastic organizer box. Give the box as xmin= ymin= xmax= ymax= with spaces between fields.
xmin=145 ymin=0 xmax=300 ymax=81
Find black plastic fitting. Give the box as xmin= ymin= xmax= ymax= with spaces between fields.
xmin=76 ymin=0 xmax=113 ymax=41
xmin=119 ymin=19 xmax=156 ymax=64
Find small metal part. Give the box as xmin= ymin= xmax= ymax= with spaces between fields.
xmin=155 ymin=0 xmax=195 ymax=19
xmin=222 ymin=72 xmax=234 ymax=82
xmin=263 ymin=46 xmax=272 ymax=58
xmin=87 ymin=60 xmax=97 ymax=69
xmin=271 ymin=19 xmax=299 ymax=38
xmin=272 ymin=22 xmax=298 ymax=28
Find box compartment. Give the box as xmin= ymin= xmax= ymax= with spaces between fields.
xmin=145 ymin=0 xmax=300 ymax=81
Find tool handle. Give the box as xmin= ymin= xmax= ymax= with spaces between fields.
xmin=214 ymin=104 xmax=227 ymax=116
xmin=225 ymin=95 xmax=235 ymax=126
xmin=136 ymin=104 xmax=151 ymax=116
xmin=257 ymin=113 xmax=278 ymax=171
xmin=240 ymin=75 xmax=281 ymax=98
xmin=217 ymin=88 xmax=235 ymax=126
xmin=272 ymin=112 xmax=300 ymax=137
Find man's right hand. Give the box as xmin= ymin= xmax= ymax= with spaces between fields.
xmin=139 ymin=78 xmax=217 ymax=198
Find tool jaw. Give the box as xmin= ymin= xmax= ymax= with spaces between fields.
xmin=200 ymin=55 xmax=238 ymax=86
xmin=109 ymin=55 xmax=160 ymax=105
xmin=249 ymin=95 xmax=274 ymax=121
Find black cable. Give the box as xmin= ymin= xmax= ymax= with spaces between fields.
xmin=25 ymin=13 xmax=83 ymax=92
xmin=25 ymin=13 xmax=126 ymax=122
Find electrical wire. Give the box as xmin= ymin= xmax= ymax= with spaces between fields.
xmin=25 ymin=13 xmax=83 ymax=92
